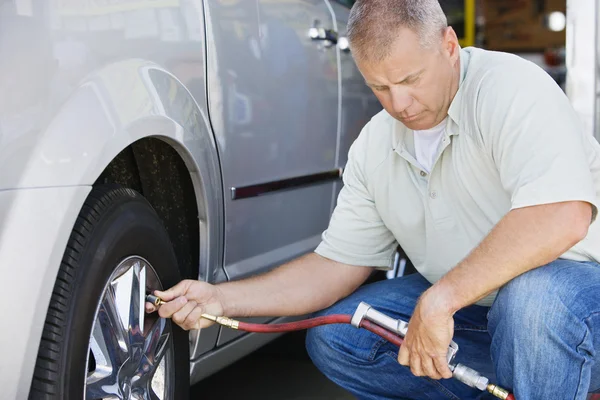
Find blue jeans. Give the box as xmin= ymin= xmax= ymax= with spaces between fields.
xmin=306 ymin=259 xmax=600 ymax=399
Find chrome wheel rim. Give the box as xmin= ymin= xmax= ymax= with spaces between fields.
xmin=84 ymin=256 xmax=173 ymax=400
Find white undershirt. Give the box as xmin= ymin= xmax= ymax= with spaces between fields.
xmin=414 ymin=118 xmax=447 ymax=173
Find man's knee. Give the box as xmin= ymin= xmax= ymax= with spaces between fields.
xmin=489 ymin=261 xmax=599 ymax=332
xmin=488 ymin=260 xmax=600 ymax=363
xmin=306 ymin=321 xmax=381 ymax=375
xmin=492 ymin=266 xmax=563 ymax=339
xmin=305 ymin=324 xmax=334 ymax=373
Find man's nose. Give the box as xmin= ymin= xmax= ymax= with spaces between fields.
xmin=390 ymin=87 xmax=412 ymax=114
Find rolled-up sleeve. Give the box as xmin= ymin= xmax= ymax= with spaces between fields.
xmin=315 ymin=128 xmax=397 ymax=268
xmin=477 ymin=60 xmax=599 ymax=223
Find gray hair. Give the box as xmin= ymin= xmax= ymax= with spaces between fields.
xmin=348 ymin=0 xmax=448 ymax=62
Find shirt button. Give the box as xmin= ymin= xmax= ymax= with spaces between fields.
xmin=420 ymin=171 xmax=427 ymax=177
xmin=430 ymin=191 xmax=437 ymax=199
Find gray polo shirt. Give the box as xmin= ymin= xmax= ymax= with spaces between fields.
xmin=315 ymin=47 xmax=600 ymax=306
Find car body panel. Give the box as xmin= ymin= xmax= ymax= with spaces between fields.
xmin=203 ymin=0 xmax=344 ymax=346
xmin=329 ymin=1 xmax=382 ymax=170
xmin=328 ymin=0 xmax=383 ymax=206
xmin=204 ymin=0 xmax=340 ymax=284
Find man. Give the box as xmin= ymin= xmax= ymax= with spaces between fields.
xmin=147 ymin=0 xmax=600 ymax=398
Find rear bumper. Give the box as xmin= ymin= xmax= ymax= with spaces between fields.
xmin=0 ymin=186 xmax=90 ymax=400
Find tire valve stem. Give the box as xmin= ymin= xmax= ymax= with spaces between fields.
xmin=146 ymin=294 xmax=165 ymax=307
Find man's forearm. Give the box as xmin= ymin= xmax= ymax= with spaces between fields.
xmin=429 ymin=201 xmax=592 ymax=313
xmin=216 ymin=252 xmax=373 ymax=318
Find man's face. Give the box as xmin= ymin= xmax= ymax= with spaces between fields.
xmin=356 ymin=27 xmax=460 ymax=130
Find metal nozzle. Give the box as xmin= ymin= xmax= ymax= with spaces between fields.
xmin=352 ymin=302 xmax=458 ymax=364
xmin=146 ymin=294 xmax=165 ymax=307
xmin=201 ymin=313 xmax=217 ymax=322
xmin=487 ymin=384 xmax=510 ymax=399
xmin=451 ymin=363 xmax=489 ymax=391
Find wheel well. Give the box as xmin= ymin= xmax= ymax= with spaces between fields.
xmin=95 ymin=137 xmax=199 ymax=280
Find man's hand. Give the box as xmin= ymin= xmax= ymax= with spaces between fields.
xmin=398 ymin=288 xmax=454 ymax=380
xmin=145 ymin=279 xmax=225 ymax=331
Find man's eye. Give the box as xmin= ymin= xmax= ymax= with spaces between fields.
xmin=373 ymin=86 xmax=388 ymax=92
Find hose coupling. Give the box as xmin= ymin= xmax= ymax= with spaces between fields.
xmin=451 ymin=363 xmax=489 ymax=391
xmin=487 ymin=383 xmax=510 ymax=399
xmin=202 ymin=314 xmax=240 ymax=330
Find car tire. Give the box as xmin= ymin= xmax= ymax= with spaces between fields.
xmin=29 ymin=185 xmax=189 ymax=400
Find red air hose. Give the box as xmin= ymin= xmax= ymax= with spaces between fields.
xmin=238 ymin=314 xmax=404 ymax=347
xmin=238 ymin=314 xmax=406 ymax=346
xmin=237 ymin=314 xmax=353 ymax=333
xmin=236 ymin=315 xmax=514 ymax=400
xmin=145 ymin=295 xmax=515 ymax=400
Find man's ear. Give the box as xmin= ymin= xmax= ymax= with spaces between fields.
xmin=442 ymin=26 xmax=460 ymax=63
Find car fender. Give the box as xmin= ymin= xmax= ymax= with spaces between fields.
xmin=0 ymin=59 xmax=221 ymax=194
xmin=0 ymin=60 xmax=224 ymax=399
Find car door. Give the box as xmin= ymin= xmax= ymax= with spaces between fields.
xmin=328 ymin=0 xmax=383 ymax=202
xmin=203 ymin=0 xmax=340 ymax=342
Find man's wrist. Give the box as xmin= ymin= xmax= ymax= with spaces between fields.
xmin=215 ymin=283 xmax=235 ymax=316
xmin=423 ymin=281 xmax=462 ymax=315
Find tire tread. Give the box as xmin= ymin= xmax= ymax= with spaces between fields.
xmin=28 ymin=185 xmax=144 ymax=399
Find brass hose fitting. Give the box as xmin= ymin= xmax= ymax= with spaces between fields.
xmin=487 ymin=383 xmax=510 ymax=399
xmin=203 ymin=315 xmax=240 ymax=330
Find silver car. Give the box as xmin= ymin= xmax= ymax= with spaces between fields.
xmin=0 ymin=0 xmax=380 ymax=398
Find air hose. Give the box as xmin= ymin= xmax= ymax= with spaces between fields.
xmin=146 ymin=294 xmax=515 ymax=400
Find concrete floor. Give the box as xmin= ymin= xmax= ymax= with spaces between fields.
xmin=190 ymin=331 xmax=355 ymax=399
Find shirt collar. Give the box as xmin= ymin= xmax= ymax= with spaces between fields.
xmin=447 ymin=47 xmax=470 ymax=127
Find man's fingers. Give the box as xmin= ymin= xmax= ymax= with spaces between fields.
xmin=398 ymin=344 xmax=410 ymax=366
xmin=158 ymin=296 xmax=188 ymax=319
xmin=421 ymin=355 xmax=442 ymax=380
xmin=154 ymin=280 xmax=191 ymax=302
xmin=409 ymin=354 xmax=424 ymax=377
xmin=170 ymin=300 xmax=198 ymax=327
xmin=145 ymin=302 xmax=157 ymax=313
xmin=181 ymin=304 xmax=207 ymax=330
xmin=399 ymin=344 xmax=447 ymax=380
xmin=433 ymin=353 xmax=453 ymax=379
xmin=171 ymin=300 xmax=197 ymax=326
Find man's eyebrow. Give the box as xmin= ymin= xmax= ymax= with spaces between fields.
xmin=394 ymin=69 xmax=424 ymax=84
xmin=365 ymin=81 xmax=384 ymax=88
xmin=364 ymin=69 xmax=425 ymax=88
